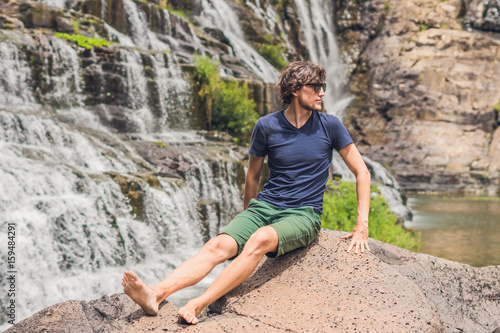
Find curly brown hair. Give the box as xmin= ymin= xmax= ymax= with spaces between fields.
xmin=277 ymin=61 xmax=326 ymax=105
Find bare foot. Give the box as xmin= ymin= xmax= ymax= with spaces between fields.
xmin=122 ymin=271 xmax=160 ymax=315
xmin=178 ymin=300 xmax=203 ymax=325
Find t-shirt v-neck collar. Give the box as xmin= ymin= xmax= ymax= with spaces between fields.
xmin=280 ymin=109 xmax=314 ymax=130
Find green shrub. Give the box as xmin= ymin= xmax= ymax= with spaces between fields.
xmin=194 ymin=55 xmax=258 ymax=145
xmin=155 ymin=140 xmax=168 ymax=148
xmin=321 ymin=180 xmax=421 ymax=251
xmin=212 ymin=80 xmax=258 ymax=144
xmin=72 ymin=19 xmax=80 ymax=34
xmin=259 ymin=43 xmax=288 ymax=70
xmin=54 ymin=33 xmax=110 ymax=49
xmin=494 ymin=100 xmax=500 ymax=113
xmin=419 ymin=24 xmax=428 ymax=31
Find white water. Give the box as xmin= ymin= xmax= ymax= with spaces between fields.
xmin=246 ymin=0 xmax=277 ymax=32
xmin=331 ymin=151 xmax=412 ymax=221
xmin=105 ymin=23 xmax=136 ymax=48
xmin=0 ymin=30 xmax=232 ymax=330
xmin=0 ymin=40 xmax=38 ymax=111
xmin=40 ymin=37 xmax=85 ymax=108
xmin=293 ymin=0 xmax=352 ymax=117
xmin=36 ymin=0 xmax=66 ymax=9
xmin=198 ymin=0 xmax=280 ymax=82
xmin=121 ymin=0 xmax=171 ymax=52
xmin=0 ymin=2 xmax=411 ymax=330
xmin=150 ymin=52 xmax=191 ymax=129
xmin=363 ymin=156 xmax=412 ymax=220
xmin=0 ymin=109 xmax=242 ymax=329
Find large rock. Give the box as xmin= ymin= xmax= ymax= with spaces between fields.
xmin=6 ymin=230 xmax=500 ymax=332
xmin=339 ymin=0 xmax=500 ymax=193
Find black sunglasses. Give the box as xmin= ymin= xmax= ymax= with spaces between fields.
xmin=304 ymin=82 xmax=326 ymax=93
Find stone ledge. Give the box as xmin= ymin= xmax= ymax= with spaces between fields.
xmin=6 ymin=230 xmax=500 ymax=332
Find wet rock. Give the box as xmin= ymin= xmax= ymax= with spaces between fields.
xmin=7 ymin=230 xmax=500 ymax=332
xmin=464 ymin=0 xmax=500 ymax=32
xmin=0 ymin=14 xmax=24 ymax=30
xmin=55 ymin=16 xmax=74 ymax=33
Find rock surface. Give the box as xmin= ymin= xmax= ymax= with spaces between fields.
xmin=338 ymin=0 xmax=500 ymax=193
xmin=6 ymin=230 xmax=500 ymax=332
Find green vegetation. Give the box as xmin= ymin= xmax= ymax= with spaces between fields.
xmin=54 ymin=33 xmax=110 ymax=49
xmin=419 ymin=24 xmax=428 ymax=31
xmin=194 ymin=55 xmax=258 ymax=144
xmin=384 ymin=1 xmax=391 ymax=11
xmin=321 ymin=180 xmax=421 ymax=251
xmin=258 ymin=35 xmax=288 ymax=69
xmin=494 ymin=100 xmax=500 ymax=113
xmin=72 ymin=19 xmax=80 ymax=34
xmin=155 ymin=141 xmax=168 ymax=148
xmin=164 ymin=4 xmax=192 ymax=24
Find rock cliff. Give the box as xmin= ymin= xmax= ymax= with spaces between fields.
xmin=6 ymin=230 xmax=500 ymax=332
xmin=337 ymin=0 xmax=500 ymax=193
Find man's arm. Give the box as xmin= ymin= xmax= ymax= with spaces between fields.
xmin=243 ymin=154 xmax=265 ymax=210
xmin=338 ymin=143 xmax=371 ymax=254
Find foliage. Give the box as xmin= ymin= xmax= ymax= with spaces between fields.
xmin=212 ymin=80 xmax=259 ymax=144
xmin=321 ymin=180 xmax=421 ymax=251
xmin=155 ymin=141 xmax=168 ymax=148
xmin=54 ymin=33 xmax=110 ymax=49
xmin=72 ymin=19 xmax=80 ymax=34
xmin=384 ymin=1 xmax=391 ymax=11
xmin=419 ymin=24 xmax=428 ymax=31
xmin=494 ymin=100 xmax=500 ymax=113
xmin=164 ymin=4 xmax=193 ymax=25
xmin=194 ymin=55 xmax=258 ymax=145
xmin=258 ymin=35 xmax=288 ymax=69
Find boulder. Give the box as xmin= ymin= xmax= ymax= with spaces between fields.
xmin=339 ymin=0 xmax=500 ymax=193
xmin=5 ymin=230 xmax=500 ymax=332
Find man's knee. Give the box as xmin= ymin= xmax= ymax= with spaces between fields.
xmin=201 ymin=234 xmax=238 ymax=264
xmin=243 ymin=227 xmax=278 ymax=256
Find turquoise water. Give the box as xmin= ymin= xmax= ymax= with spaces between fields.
xmin=405 ymin=195 xmax=500 ymax=267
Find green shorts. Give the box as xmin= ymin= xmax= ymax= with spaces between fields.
xmin=219 ymin=198 xmax=322 ymax=258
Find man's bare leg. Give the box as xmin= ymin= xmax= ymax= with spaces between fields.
xmin=122 ymin=234 xmax=238 ymax=315
xmin=178 ymin=226 xmax=279 ymax=324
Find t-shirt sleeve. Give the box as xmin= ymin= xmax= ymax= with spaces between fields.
xmin=248 ymin=118 xmax=268 ymax=157
xmin=330 ymin=116 xmax=353 ymax=152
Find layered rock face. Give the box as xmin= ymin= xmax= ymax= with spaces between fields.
xmin=6 ymin=230 xmax=500 ymax=332
xmin=338 ymin=0 xmax=500 ymax=193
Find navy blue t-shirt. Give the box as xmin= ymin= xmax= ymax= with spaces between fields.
xmin=249 ymin=109 xmax=353 ymax=214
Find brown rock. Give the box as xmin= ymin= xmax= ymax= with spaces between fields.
xmin=341 ymin=0 xmax=500 ymax=193
xmin=55 ymin=16 xmax=74 ymax=33
xmin=0 ymin=14 xmax=24 ymax=30
xmin=212 ymin=231 xmax=444 ymax=332
xmin=8 ymin=230 xmax=500 ymax=332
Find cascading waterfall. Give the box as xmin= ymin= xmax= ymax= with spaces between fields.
xmin=0 ymin=1 xmax=412 ymax=330
xmin=0 ymin=28 xmax=237 ymax=330
xmin=119 ymin=48 xmax=155 ymax=132
xmin=150 ymin=53 xmax=192 ymax=130
xmin=105 ymin=23 xmax=136 ymax=48
xmin=0 ymin=39 xmax=37 ymax=110
xmin=0 ymin=106 xmax=243 ymax=328
xmin=293 ymin=0 xmax=353 ymax=117
xmin=40 ymin=37 xmax=85 ymax=108
xmin=121 ymin=0 xmax=171 ymax=51
xmin=197 ymin=0 xmax=280 ymax=82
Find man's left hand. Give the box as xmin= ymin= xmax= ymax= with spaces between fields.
xmin=341 ymin=222 xmax=370 ymax=254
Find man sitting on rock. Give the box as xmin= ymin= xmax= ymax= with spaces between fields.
xmin=122 ymin=61 xmax=371 ymax=325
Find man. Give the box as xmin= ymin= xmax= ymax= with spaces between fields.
xmin=122 ymin=61 xmax=371 ymax=325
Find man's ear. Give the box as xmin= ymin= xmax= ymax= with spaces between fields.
xmin=292 ymin=90 xmax=299 ymax=97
